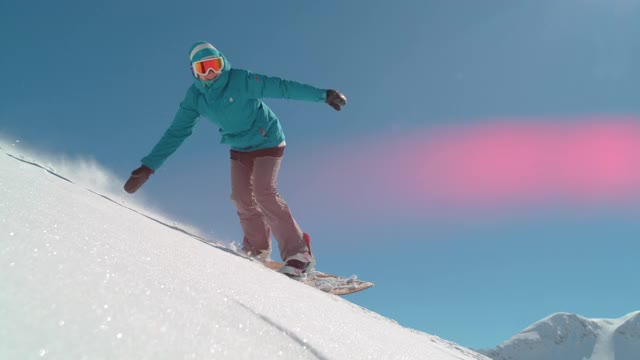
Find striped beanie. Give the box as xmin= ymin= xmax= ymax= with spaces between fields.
xmin=189 ymin=41 xmax=221 ymax=63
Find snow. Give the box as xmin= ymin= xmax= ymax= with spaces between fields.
xmin=481 ymin=312 xmax=640 ymax=360
xmin=0 ymin=143 xmax=487 ymax=360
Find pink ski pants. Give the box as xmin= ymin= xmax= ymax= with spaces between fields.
xmin=229 ymin=147 xmax=309 ymax=261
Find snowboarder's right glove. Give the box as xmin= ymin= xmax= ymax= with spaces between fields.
xmin=326 ymin=90 xmax=347 ymax=111
xmin=124 ymin=165 xmax=154 ymax=194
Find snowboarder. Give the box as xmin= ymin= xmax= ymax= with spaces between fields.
xmin=124 ymin=41 xmax=347 ymax=277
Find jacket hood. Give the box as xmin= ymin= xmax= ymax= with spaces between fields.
xmin=188 ymin=41 xmax=231 ymax=91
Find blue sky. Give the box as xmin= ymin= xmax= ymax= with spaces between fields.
xmin=3 ymin=0 xmax=640 ymax=350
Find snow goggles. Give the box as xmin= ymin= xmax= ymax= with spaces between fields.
xmin=191 ymin=57 xmax=224 ymax=76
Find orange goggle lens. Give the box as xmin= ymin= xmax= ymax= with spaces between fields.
xmin=192 ymin=57 xmax=224 ymax=75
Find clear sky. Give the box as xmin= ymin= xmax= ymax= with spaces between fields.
xmin=2 ymin=0 xmax=640 ymax=350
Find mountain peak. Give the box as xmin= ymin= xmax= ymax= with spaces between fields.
xmin=615 ymin=311 xmax=640 ymax=339
xmin=537 ymin=312 xmax=588 ymax=327
xmin=482 ymin=312 xmax=640 ymax=360
xmin=508 ymin=312 xmax=599 ymax=349
xmin=622 ymin=310 xmax=640 ymax=321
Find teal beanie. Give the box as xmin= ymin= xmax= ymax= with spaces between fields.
xmin=189 ymin=41 xmax=221 ymax=63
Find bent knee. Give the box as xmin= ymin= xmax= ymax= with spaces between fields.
xmin=254 ymin=188 xmax=280 ymax=205
xmin=230 ymin=191 xmax=257 ymax=209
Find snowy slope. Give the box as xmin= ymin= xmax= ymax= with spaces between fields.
xmin=481 ymin=312 xmax=640 ymax=360
xmin=0 ymin=143 xmax=488 ymax=360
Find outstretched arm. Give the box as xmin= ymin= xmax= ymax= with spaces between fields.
xmin=125 ymin=88 xmax=200 ymax=194
xmin=140 ymin=112 xmax=199 ymax=172
xmin=233 ymin=69 xmax=347 ymax=110
xmin=234 ymin=69 xmax=327 ymax=102
xmin=140 ymin=95 xmax=200 ymax=171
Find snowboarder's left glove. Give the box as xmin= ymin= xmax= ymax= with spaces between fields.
xmin=326 ymin=90 xmax=347 ymax=111
xmin=124 ymin=165 xmax=154 ymax=194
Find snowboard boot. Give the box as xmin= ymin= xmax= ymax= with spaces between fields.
xmin=248 ymin=249 xmax=271 ymax=264
xmin=242 ymin=227 xmax=272 ymax=264
xmin=278 ymin=233 xmax=315 ymax=277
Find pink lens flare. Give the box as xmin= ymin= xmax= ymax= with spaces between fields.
xmin=310 ymin=116 xmax=640 ymax=212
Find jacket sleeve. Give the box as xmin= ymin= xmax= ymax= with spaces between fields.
xmin=233 ymin=69 xmax=327 ymax=102
xmin=140 ymin=87 xmax=200 ymax=171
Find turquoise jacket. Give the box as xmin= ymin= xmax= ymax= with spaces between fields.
xmin=141 ymin=45 xmax=327 ymax=171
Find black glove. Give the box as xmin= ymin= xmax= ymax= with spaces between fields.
xmin=326 ymin=89 xmax=347 ymax=111
xmin=124 ymin=165 xmax=154 ymax=194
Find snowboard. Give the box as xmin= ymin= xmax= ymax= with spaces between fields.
xmin=264 ymin=260 xmax=374 ymax=296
